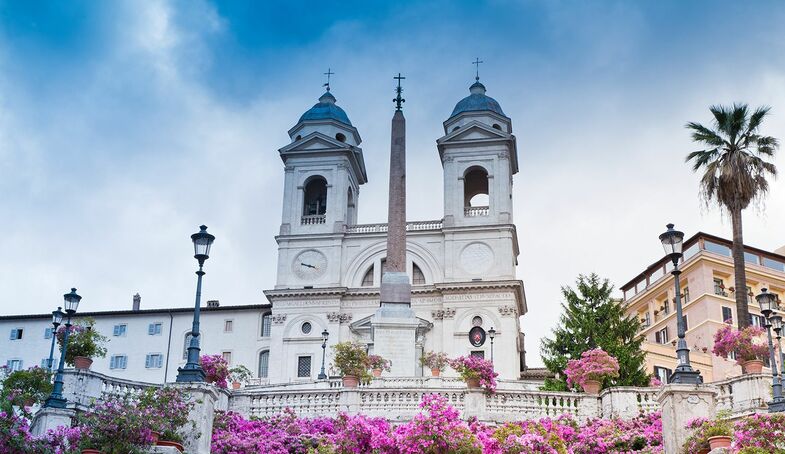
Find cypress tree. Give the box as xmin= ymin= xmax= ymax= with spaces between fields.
xmin=540 ymin=273 xmax=649 ymax=390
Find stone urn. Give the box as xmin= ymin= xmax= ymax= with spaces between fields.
xmin=342 ymin=375 xmax=359 ymax=388
xmin=466 ymin=378 xmax=481 ymax=389
xmin=582 ymin=379 xmax=602 ymax=394
xmin=431 ymin=368 xmax=441 ymax=377
xmin=708 ymin=435 xmax=732 ymax=450
xmin=741 ymin=359 xmax=764 ymax=374
xmin=73 ymin=356 xmax=93 ymax=370
xmin=372 ymin=369 xmax=382 ymax=378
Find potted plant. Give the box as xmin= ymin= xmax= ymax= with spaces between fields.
xmin=331 ymin=341 xmax=370 ymax=387
xmin=448 ymin=355 xmax=498 ymax=393
xmin=56 ymin=318 xmax=108 ymax=370
xmin=367 ymin=355 xmax=391 ymax=377
xmin=682 ymin=413 xmax=732 ymax=452
xmin=564 ymin=348 xmax=620 ymax=394
xmin=137 ymin=387 xmax=196 ymax=453
xmin=77 ymin=393 xmax=156 ymax=454
xmin=712 ymin=324 xmax=769 ymax=373
xmin=200 ymin=354 xmax=230 ymax=388
xmin=0 ymin=366 xmax=52 ymax=411
xmin=420 ymin=351 xmax=449 ymax=376
xmin=229 ymin=365 xmax=253 ymax=389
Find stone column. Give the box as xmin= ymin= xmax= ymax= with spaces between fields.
xmin=170 ymin=382 xmax=223 ymax=454
xmin=30 ymin=407 xmax=75 ymax=436
xmin=658 ymin=384 xmax=717 ymax=454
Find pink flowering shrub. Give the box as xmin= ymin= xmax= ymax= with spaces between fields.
xmin=712 ymin=324 xmax=768 ymax=364
xmin=565 ymin=348 xmax=620 ymax=390
xmin=449 ymin=356 xmax=499 ymax=393
xmin=394 ymin=394 xmax=483 ymax=453
xmin=0 ymin=411 xmax=84 ymax=454
xmin=201 ymin=354 xmax=230 ymax=388
xmin=733 ymin=413 xmax=785 ymax=452
xmin=649 ymin=376 xmax=663 ymax=387
xmin=367 ymin=355 xmax=391 ymax=372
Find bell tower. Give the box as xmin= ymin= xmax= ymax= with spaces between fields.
xmin=278 ymin=86 xmax=367 ymax=235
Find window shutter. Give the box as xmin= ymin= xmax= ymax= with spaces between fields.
xmin=110 ymin=356 xmax=115 ymax=369
xmin=9 ymin=330 xmax=15 ymax=340
xmin=148 ymin=324 xmax=154 ymax=335
xmin=145 ymin=355 xmax=151 ymax=368
xmin=655 ymin=331 xmax=661 ymax=344
xmin=113 ymin=325 xmax=119 ymax=336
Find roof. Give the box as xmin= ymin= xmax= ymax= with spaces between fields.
xmin=449 ymin=81 xmax=506 ymax=119
xmin=0 ymin=303 xmax=272 ymax=321
xmin=298 ymin=91 xmax=352 ymax=126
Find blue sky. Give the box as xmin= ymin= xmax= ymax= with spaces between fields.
xmin=2 ymin=1 xmax=785 ymax=366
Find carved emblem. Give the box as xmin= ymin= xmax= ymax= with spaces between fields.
xmin=443 ymin=308 xmax=456 ymax=319
xmin=498 ymin=305 xmax=517 ymax=317
xmin=327 ymin=312 xmax=352 ymax=323
xmin=271 ymin=314 xmax=287 ymax=325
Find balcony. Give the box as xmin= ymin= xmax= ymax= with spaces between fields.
xmin=345 ymin=220 xmax=443 ymax=234
xmin=301 ymin=215 xmax=326 ymax=225
xmin=464 ymin=206 xmax=489 ymax=217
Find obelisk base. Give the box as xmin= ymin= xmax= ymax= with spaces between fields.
xmin=373 ymin=272 xmax=418 ymax=376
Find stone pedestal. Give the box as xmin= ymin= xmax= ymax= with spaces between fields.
xmin=658 ymin=384 xmax=717 ymax=454
xmin=170 ymin=382 xmax=222 ymax=454
xmin=463 ymin=388 xmax=487 ymax=421
xmin=30 ymin=407 xmax=75 ymax=436
xmin=340 ymin=388 xmax=361 ymax=413
xmin=371 ymin=302 xmax=419 ymax=377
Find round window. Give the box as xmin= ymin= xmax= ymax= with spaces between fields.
xmin=472 ymin=316 xmax=483 ymax=327
xmin=301 ymin=322 xmax=312 ymax=334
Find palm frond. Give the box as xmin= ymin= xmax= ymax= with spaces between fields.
xmin=747 ymin=106 xmax=771 ymax=133
xmin=685 ymin=122 xmax=725 ymax=147
xmin=685 ymin=149 xmax=719 ymax=170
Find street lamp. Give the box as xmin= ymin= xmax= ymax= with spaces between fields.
xmin=46 ymin=307 xmax=64 ymax=371
xmin=177 ymin=225 xmax=216 ymax=383
xmin=318 ymin=329 xmax=329 ymax=380
xmin=45 ymin=288 xmax=81 ymax=408
xmin=771 ymin=313 xmax=785 ymax=386
xmin=658 ymin=223 xmax=702 ymax=384
xmin=756 ymin=288 xmax=785 ymax=412
xmin=488 ymin=327 xmax=496 ymax=363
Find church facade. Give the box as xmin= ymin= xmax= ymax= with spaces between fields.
xmin=265 ymin=79 xmax=528 ymax=383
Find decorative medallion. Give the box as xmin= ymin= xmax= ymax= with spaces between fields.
xmin=459 ymin=243 xmax=494 ymax=274
xmin=469 ymin=326 xmax=486 ymax=347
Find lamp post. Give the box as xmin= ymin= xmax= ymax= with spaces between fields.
xmin=756 ymin=288 xmax=785 ymax=412
xmin=44 ymin=288 xmax=81 ymax=408
xmin=488 ymin=327 xmax=496 ymax=363
xmin=771 ymin=313 xmax=785 ymax=386
xmin=46 ymin=307 xmax=64 ymax=371
xmin=176 ymin=225 xmax=215 ymax=383
xmin=658 ymin=224 xmax=702 ymax=384
xmin=318 ymin=329 xmax=329 ymax=380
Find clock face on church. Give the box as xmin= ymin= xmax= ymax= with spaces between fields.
xmin=292 ymin=250 xmax=328 ymax=280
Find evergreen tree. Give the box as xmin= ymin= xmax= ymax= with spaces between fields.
xmin=540 ymin=273 xmax=649 ymax=390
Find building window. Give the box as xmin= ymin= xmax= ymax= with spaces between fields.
xmin=222 ymin=351 xmax=232 ymax=365
xmin=259 ymin=351 xmax=269 ymax=378
xmin=470 ymin=351 xmax=485 ymax=359
xmin=183 ymin=333 xmax=195 ymax=359
xmin=5 ymin=359 xmax=23 ymax=371
xmin=297 ymin=356 xmax=312 ymax=378
xmin=44 ymin=327 xmax=53 ymax=339
xmin=301 ymin=322 xmax=312 ymax=335
xmin=681 ymin=315 xmax=689 ymax=331
xmin=750 ymin=314 xmax=765 ymax=328
xmin=303 ymin=177 xmax=328 ymax=216
xmin=464 ymin=166 xmax=489 ymax=209
xmin=661 ymin=299 xmax=670 ymax=315
xmin=655 ymin=327 xmax=669 ymax=344
xmin=412 ymin=264 xmax=426 ymax=285
xmin=261 ymin=313 xmax=272 ymax=337
xmin=714 ymin=278 xmax=727 ymax=296
xmin=683 ymin=286 xmax=690 ymax=303
xmin=41 ymin=358 xmax=52 ymax=368
xmin=145 ymin=354 xmax=163 ymax=369
xmin=472 ymin=316 xmax=483 ymax=327
xmin=361 ymin=266 xmax=374 ymax=287
xmin=654 ymin=366 xmax=672 ymax=384
xmin=110 ymin=355 xmax=128 ymax=370
xmin=722 ymin=306 xmax=733 ymax=324
xmin=224 ymin=320 xmax=233 ymax=333
xmin=113 ymin=324 xmax=127 ymax=337
xmin=148 ymin=323 xmax=162 ymax=336
xmin=9 ymin=328 xmax=23 ymax=340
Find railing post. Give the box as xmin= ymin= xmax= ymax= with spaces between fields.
xmin=463 ymin=389 xmax=487 ymax=421
xmin=658 ymin=383 xmax=717 ymax=454
xmin=30 ymin=407 xmax=75 ymax=436
xmin=170 ymin=382 xmax=222 ymax=454
xmin=339 ymin=387 xmax=361 ymax=414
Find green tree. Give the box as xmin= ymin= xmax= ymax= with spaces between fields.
xmin=540 ymin=273 xmax=649 ymax=390
xmin=686 ymin=104 xmax=779 ymax=330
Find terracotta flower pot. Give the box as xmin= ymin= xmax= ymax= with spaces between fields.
xmin=156 ymin=440 xmax=184 ymax=452
xmin=342 ymin=375 xmax=359 ymax=388
xmin=466 ymin=378 xmax=481 ymax=389
xmin=431 ymin=368 xmax=441 ymax=377
xmin=151 ymin=431 xmax=161 ymax=444
xmin=232 ymin=381 xmax=241 ymax=390
xmin=372 ymin=368 xmax=382 ymax=377
xmin=73 ymin=356 xmax=93 ymax=370
xmin=742 ymin=359 xmax=764 ymax=374
xmin=708 ymin=435 xmax=732 ymax=450
xmin=81 ymin=450 xmax=102 ymax=454
xmin=582 ymin=379 xmax=602 ymax=394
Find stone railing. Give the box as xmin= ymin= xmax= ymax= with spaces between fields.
xmin=714 ymin=373 xmax=771 ymax=417
xmin=301 ymin=214 xmax=326 ymax=225
xmin=464 ymin=206 xmax=489 ymax=217
xmin=60 ymin=369 xmax=162 ymax=410
xmin=344 ymin=220 xmax=443 ymax=234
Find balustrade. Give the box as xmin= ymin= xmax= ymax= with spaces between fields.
xmin=464 ymin=206 xmax=489 ymax=217
xmin=301 ymin=215 xmax=326 ymax=225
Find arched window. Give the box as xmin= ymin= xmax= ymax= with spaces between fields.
xmin=452 ymin=126 xmax=460 ymax=132
xmin=303 ymin=177 xmax=327 ymax=216
xmin=261 ymin=313 xmax=272 ymax=337
xmin=295 ymin=134 xmax=302 ymax=141
xmin=492 ymin=123 xmax=502 ymax=130
xmin=361 ymin=265 xmax=374 ymax=287
xmin=412 ymin=263 xmax=426 ymax=285
xmin=472 ymin=316 xmax=483 ymax=327
xmin=258 ymin=350 xmax=269 ymax=378
xmin=335 ymin=133 xmax=346 ymax=142
xmin=464 ymin=167 xmax=489 ymax=215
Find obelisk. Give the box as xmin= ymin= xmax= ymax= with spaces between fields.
xmin=371 ymin=74 xmax=419 ymax=376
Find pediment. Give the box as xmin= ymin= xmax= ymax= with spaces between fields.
xmin=437 ymin=121 xmax=510 ymax=145
xmin=279 ymin=132 xmax=351 ymax=154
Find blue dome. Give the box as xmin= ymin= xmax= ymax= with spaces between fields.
xmin=449 ymin=81 xmax=506 ymax=119
xmin=298 ymin=91 xmax=352 ymax=126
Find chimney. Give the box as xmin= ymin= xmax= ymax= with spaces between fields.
xmin=132 ymin=293 xmax=141 ymax=311
xmin=207 ymin=300 xmax=220 ymax=308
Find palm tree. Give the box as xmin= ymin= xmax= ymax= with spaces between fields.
xmin=686 ymin=104 xmax=778 ymax=329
